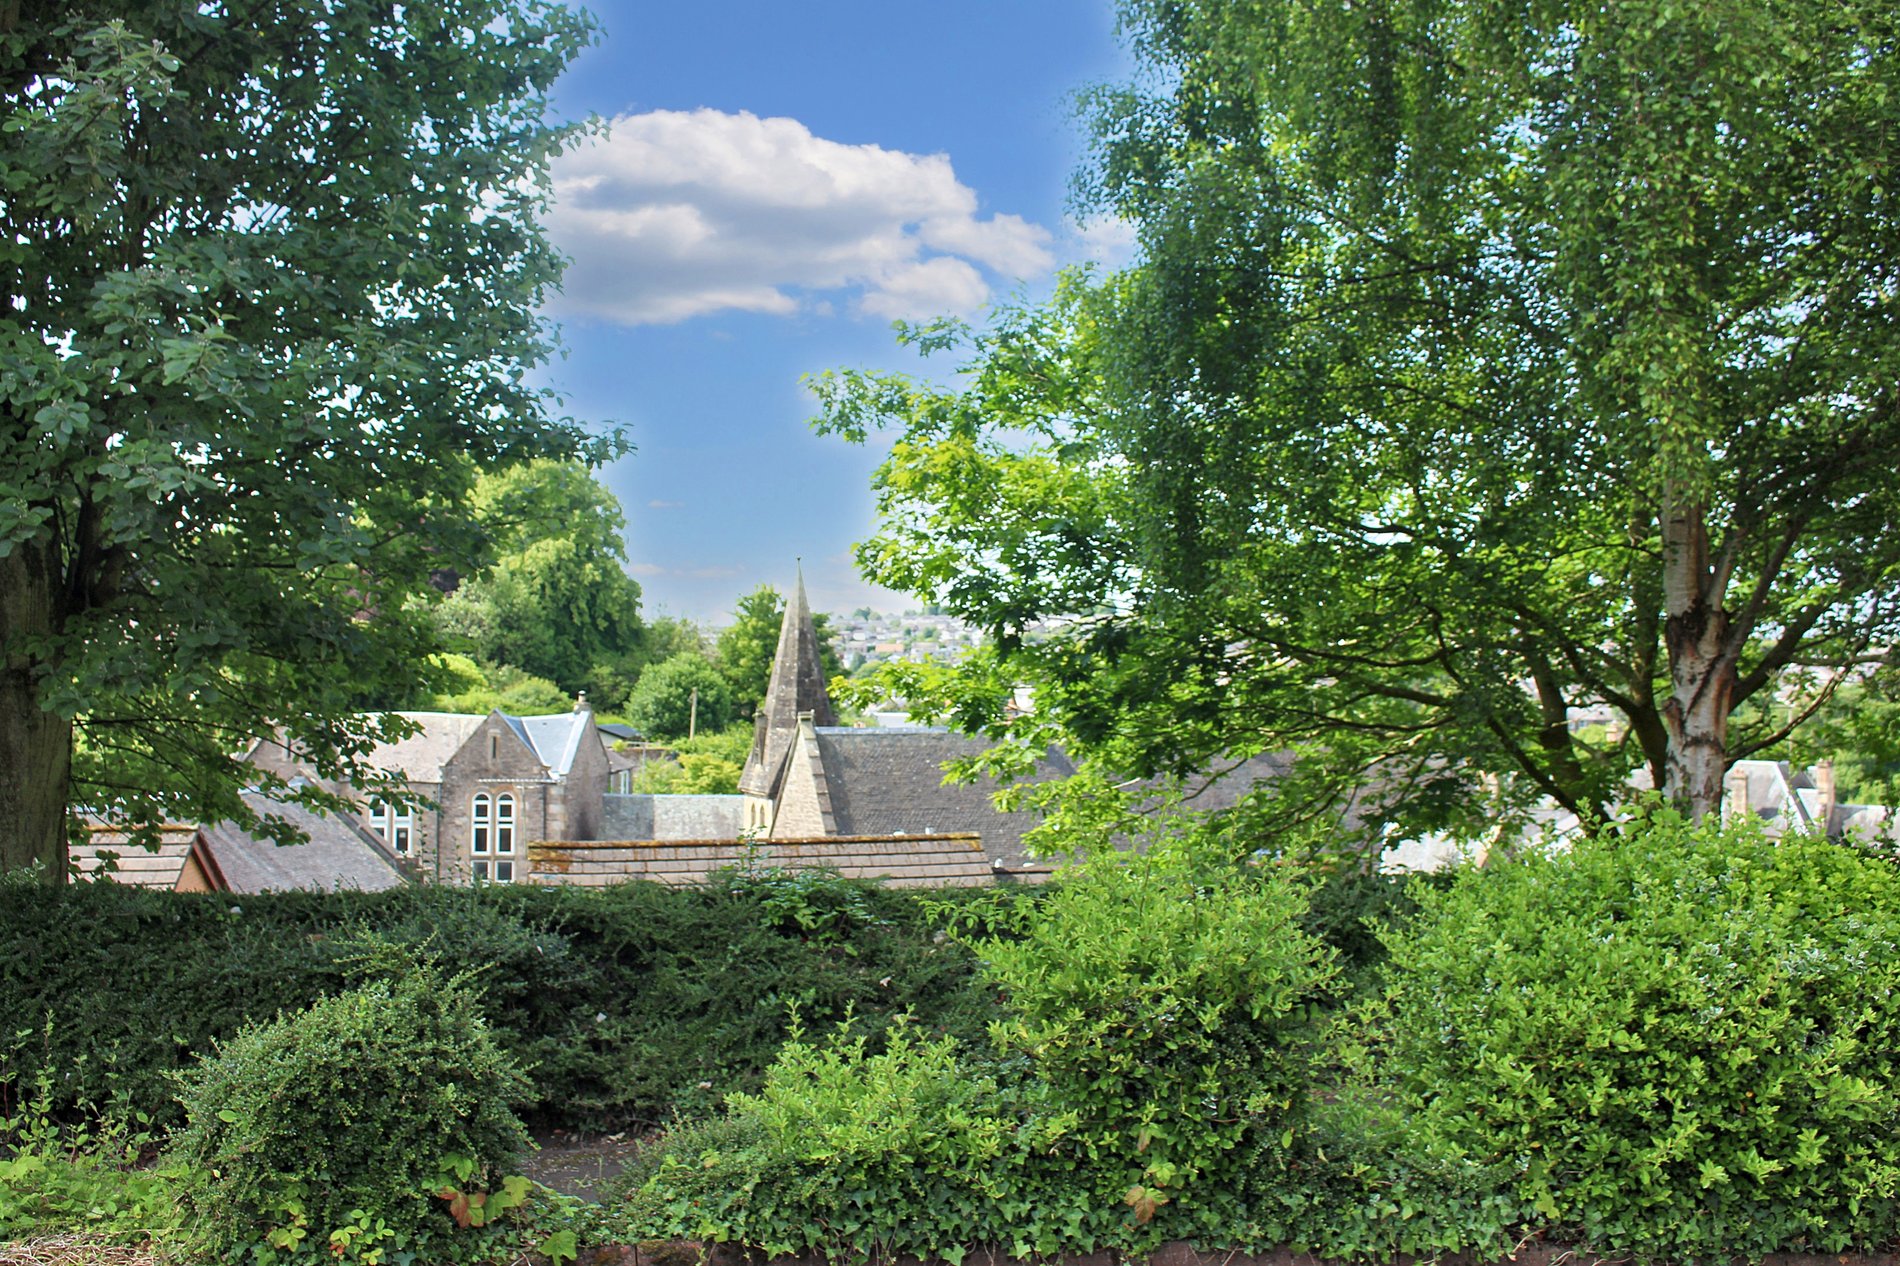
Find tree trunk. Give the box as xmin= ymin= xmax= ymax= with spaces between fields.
xmin=0 ymin=535 xmax=72 ymax=882
xmin=1659 ymin=490 xmax=1737 ymax=820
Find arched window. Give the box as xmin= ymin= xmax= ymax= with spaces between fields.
xmin=495 ymin=794 xmax=516 ymax=856
xmin=471 ymin=793 xmax=491 ymax=855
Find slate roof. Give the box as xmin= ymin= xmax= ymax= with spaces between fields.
xmin=368 ymin=712 xmax=488 ymax=784
xmin=518 ymin=711 xmax=592 ymax=778
xmin=811 ymin=728 xmax=1075 ymax=865
xmin=600 ymin=793 xmax=747 ymax=841
xmin=198 ymin=792 xmax=408 ymax=893
xmin=71 ymin=825 xmax=210 ymax=889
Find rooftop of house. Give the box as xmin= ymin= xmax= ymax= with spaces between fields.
xmin=365 ymin=707 xmax=595 ymax=783
xmin=199 ymin=791 xmax=408 ymax=893
xmin=811 ymin=727 xmax=1076 ymax=865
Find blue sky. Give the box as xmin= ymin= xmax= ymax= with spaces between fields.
xmin=533 ymin=1 xmax=1135 ymax=624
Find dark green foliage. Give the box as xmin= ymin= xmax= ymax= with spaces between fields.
xmin=1298 ymin=866 xmax=1446 ymax=988
xmin=628 ymin=846 xmax=1335 ymax=1258
xmin=172 ymin=971 xmax=531 ymax=1262
xmin=0 ymin=877 xmax=1005 ymax=1134
xmin=623 ymin=652 xmax=734 ymax=740
xmin=1359 ymin=811 xmax=1900 ymax=1259
xmin=0 ymin=0 xmax=607 ymax=877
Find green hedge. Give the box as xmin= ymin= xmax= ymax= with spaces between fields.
xmin=625 ymin=845 xmax=1338 ymax=1259
xmin=1362 ymin=811 xmax=1900 ymax=1259
xmin=0 ymin=872 xmax=1006 ymax=1133
xmin=621 ymin=815 xmax=1900 ymax=1262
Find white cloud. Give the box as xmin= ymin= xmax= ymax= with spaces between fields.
xmin=1067 ymin=215 xmax=1140 ymax=270
xmin=547 ymin=109 xmax=1056 ymax=326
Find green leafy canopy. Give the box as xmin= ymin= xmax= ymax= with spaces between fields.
xmin=814 ymin=0 xmax=1900 ymax=851
xmin=0 ymin=0 xmax=616 ymax=875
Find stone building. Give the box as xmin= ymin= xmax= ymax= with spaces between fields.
xmin=247 ymin=702 xmax=608 ymax=884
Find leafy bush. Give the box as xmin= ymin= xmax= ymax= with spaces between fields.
xmin=629 ymin=1025 xmax=1084 ymax=1262
xmin=1360 ymin=810 xmax=1900 ymax=1258
xmin=171 ymin=971 xmax=532 ymax=1263
xmin=630 ymin=845 xmax=1334 ymax=1258
xmin=970 ymin=845 xmax=1334 ymax=1246
xmin=0 ymin=878 xmax=1006 ymax=1133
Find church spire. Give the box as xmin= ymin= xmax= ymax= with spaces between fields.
xmin=738 ymin=566 xmax=835 ymax=797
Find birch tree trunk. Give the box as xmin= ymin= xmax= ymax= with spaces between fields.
xmin=1660 ymin=491 xmax=1738 ymax=819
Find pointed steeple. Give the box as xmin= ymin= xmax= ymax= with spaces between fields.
xmin=738 ymin=566 xmax=835 ymax=798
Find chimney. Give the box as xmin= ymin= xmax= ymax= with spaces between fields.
xmin=573 ymin=691 xmax=587 ymax=713
xmin=1724 ymin=764 xmax=1751 ymax=821
xmin=1815 ymin=760 xmax=1837 ymax=835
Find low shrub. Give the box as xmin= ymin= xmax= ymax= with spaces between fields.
xmin=0 ymin=1064 xmax=181 ymax=1244
xmin=170 ymin=969 xmax=533 ymax=1263
xmin=629 ymin=1025 xmax=1085 ymax=1262
xmin=629 ymin=844 xmax=1335 ymax=1258
xmin=1358 ymin=810 xmax=1900 ymax=1259
xmin=971 ymin=845 xmax=1334 ymax=1246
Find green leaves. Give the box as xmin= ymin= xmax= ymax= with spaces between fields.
xmin=0 ymin=0 xmax=610 ymax=873
xmin=815 ymin=0 xmax=1900 ymax=846
xmin=1361 ymin=810 xmax=1900 ymax=1258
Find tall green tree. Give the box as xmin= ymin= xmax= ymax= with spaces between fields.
xmin=624 ymin=652 xmax=733 ymax=742
xmin=0 ymin=0 xmax=604 ymax=880
xmin=815 ymin=0 xmax=1900 ymax=844
xmin=716 ymin=584 xmax=843 ymax=720
xmin=433 ymin=460 xmax=645 ymax=704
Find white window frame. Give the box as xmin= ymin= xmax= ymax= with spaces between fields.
xmin=495 ymin=793 xmax=516 ymax=856
xmin=471 ymin=793 xmax=491 ymax=855
xmin=368 ymin=800 xmax=414 ymax=856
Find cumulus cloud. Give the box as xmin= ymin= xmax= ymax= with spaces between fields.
xmin=547 ymin=109 xmax=1056 ymax=325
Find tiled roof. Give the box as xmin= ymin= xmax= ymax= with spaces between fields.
xmin=811 ymin=728 xmax=1074 ymax=866
xmin=71 ymin=825 xmax=206 ymax=888
xmin=198 ymin=793 xmax=408 ymax=893
xmin=529 ymin=834 xmax=995 ymax=888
